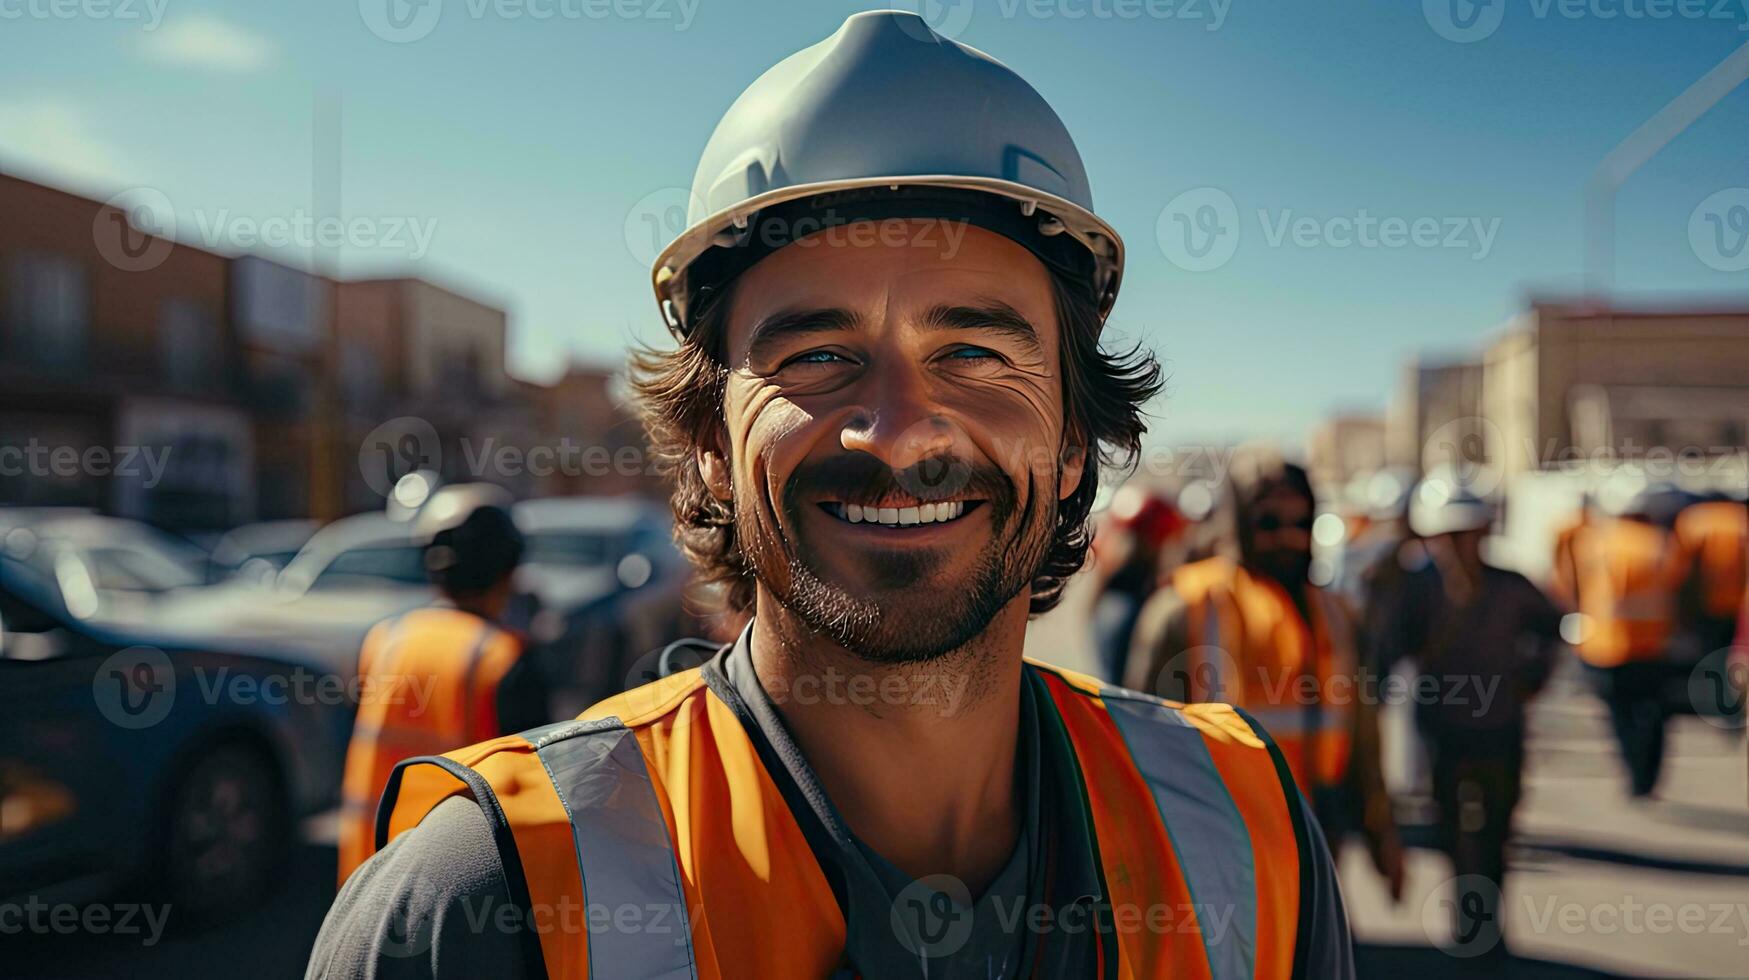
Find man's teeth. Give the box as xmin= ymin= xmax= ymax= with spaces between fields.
xmin=833 ymin=501 xmax=966 ymax=526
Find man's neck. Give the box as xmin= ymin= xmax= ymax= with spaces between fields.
xmin=749 ymin=592 xmax=1030 ymax=895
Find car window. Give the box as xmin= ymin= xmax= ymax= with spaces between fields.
xmin=312 ymin=546 xmax=427 ymax=589
xmin=524 ymin=531 xmax=618 ymax=567
xmin=86 ymin=547 xmax=203 ymax=592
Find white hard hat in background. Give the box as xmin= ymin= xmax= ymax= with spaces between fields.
xmin=651 ymin=10 xmax=1123 ymax=334
xmin=1408 ymin=472 xmax=1495 ymax=538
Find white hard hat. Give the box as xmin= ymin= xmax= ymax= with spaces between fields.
xmin=652 ymin=10 xmax=1123 ymax=335
xmin=411 ymin=482 xmax=515 ymax=544
xmin=1408 ymin=473 xmax=1494 ymax=538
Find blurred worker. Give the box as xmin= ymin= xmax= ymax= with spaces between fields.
xmin=1378 ymin=478 xmax=1561 ymax=959
xmin=1560 ymin=489 xmax=1678 ymax=797
xmin=1548 ymin=492 xmax=1598 ymax=611
xmin=1127 ymin=448 xmax=1403 ymax=898
xmin=1091 ymin=483 xmax=1185 ymax=682
xmin=1672 ymin=496 xmax=1748 ymax=664
xmin=335 ymin=485 xmax=547 ymax=885
xmin=311 ymin=14 xmax=1353 ymax=977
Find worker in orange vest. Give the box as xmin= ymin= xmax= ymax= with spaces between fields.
xmin=334 ymin=486 xmax=546 ymax=885
xmin=1127 ymin=447 xmax=1403 ymax=899
xmin=1561 ymin=489 xmax=1680 ymax=797
xmin=309 ymin=13 xmax=1355 ymax=977
xmin=1548 ymin=492 xmax=1598 ymax=612
xmin=1672 ymin=496 xmax=1748 ymax=639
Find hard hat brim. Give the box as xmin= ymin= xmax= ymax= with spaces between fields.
xmin=651 ymin=175 xmax=1124 ymax=337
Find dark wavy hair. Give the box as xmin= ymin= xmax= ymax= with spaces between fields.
xmin=630 ymin=268 xmax=1162 ymax=617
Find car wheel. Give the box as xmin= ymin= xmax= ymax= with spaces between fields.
xmin=162 ymin=742 xmax=288 ymax=920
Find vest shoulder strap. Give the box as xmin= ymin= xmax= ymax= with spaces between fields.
xmin=1034 ymin=663 xmax=1309 ymax=980
xmin=377 ymin=702 xmax=706 ymax=979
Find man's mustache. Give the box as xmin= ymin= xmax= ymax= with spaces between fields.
xmin=783 ymin=452 xmax=1014 ymax=510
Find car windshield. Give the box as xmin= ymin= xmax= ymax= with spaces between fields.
xmin=310 ymin=546 xmax=428 ymax=589
xmin=86 ymin=545 xmax=205 ymax=593
xmin=524 ymin=531 xmax=621 ymax=567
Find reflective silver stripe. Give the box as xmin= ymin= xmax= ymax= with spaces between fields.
xmin=536 ymin=721 xmax=697 ymax=979
xmin=1200 ymin=592 xmax=1229 ymax=698
xmin=1102 ymin=692 xmax=1257 ymax=980
xmin=459 ymin=622 xmax=496 ymax=739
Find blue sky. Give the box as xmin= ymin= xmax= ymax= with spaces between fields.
xmin=2 ymin=0 xmax=1746 ymax=444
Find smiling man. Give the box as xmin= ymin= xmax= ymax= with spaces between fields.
xmin=308 ymin=11 xmax=1351 ymax=979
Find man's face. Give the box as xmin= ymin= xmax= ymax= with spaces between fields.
xmin=1246 ymin=484 xmax=1313 ymax=587
xmin=704 ymin=222 xmax=1084 ymax=663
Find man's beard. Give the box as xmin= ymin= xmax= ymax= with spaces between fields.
xmin=1252 ymin=549 xmax=1312 ymax=596
xmin=735 ymin=454 xmax=1058 ymax=664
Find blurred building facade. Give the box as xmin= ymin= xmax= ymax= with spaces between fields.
xmin=1484 ymin=301 xmax=1749 ymax=480
xmin=1309 ymin=413 xmax=1388 ymax=491
xmin=0 ymin=177 xmax=254 ymax=528
xmin=0 ymin=173 xmax=655 ymax=530
xmin=1387 ymin=357 xmax=1487 ymax=476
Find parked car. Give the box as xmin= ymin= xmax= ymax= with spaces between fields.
xmin=511 ymin=496 xmax=704 ymax=711
xmin=0 ymin=510 xmax=210 ymax=623
xmin=0 ymin=543 xmax=351 ymax=919
xmin=138 ymin=512 xmax=432 ymax=669
xmin=204 ymin=520 xmax=320 ymax=586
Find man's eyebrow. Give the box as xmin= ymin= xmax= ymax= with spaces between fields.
xmin=921 ymin=301 xmax=1043 ymax=353
xmin=746 ymin=307 xmax=860 ymax=359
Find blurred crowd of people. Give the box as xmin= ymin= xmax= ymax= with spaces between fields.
xmin=1084 ymin=447 xmax=1748 ymax=960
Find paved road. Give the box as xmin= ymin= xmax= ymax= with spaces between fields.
xmin=1342 ymin=665 xmax=1749 ymax=979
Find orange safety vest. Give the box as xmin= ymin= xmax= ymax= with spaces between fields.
xmin=337 ymin=606 xmax=524 ymax=885
xmin=1673 ymin=501 xmax=1749 ymax=621
xmin=1168 ymin=558 xmax=1356 ymax=795
xmin=378 ymin=661 xmax=1311 ymax=980
xmin=1549 ymin=514 xmax=1588 ymax=609
xmin=1568 ymin=518 xmax=1674 ymax=668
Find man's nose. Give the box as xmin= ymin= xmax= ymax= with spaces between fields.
xmin=837 ymin=364 xmax=959 ymax=472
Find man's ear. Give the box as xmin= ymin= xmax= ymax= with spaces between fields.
xmin=1058 ymin=440 xmax=1087 ymax=501
xmin=698 ymin=441 xmax=732 ymax=502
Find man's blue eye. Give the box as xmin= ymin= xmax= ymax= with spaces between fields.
xmin=793 ymin=350 xmax=843 ymax=364
xmin=948 ymin=346 xmax=997 ymax=360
